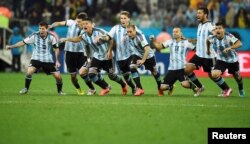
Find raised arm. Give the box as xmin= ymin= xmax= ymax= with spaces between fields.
xmin=49 ymin=21 xmax=66 ymax=28
xmin=150 ymin=37 xmax=164 ymax=51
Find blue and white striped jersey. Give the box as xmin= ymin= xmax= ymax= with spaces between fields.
xmin=163 ymin=39 xmax=195 ymax=70
xmin=126 ymin=30 xmax=154 ymax=59
xmin=81 ymin=28 xmax=109 ymax=60
xmin=23 ymin=32 xmax=57 ymax=63
xmin=207 ymin=32 xmax=239 ymax=63
xmin=196 ymin=21 xmax=216 ymax=58
xmin=108 ymin=24 xmax=134 ymax=61
xmin=65 ymin=19 xmax=86 ymax=53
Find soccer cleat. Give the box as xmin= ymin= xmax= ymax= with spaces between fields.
xmin=99 ymin=85 xmax=111 ymax=96
xmin=134 ymin=88 xmax=144 ymax=96
xmin=223 ymin=88 xmax=232 ymax=97
xmin=158 ymin=89 xmax=164 ymax=96
xmin=194 ymin=85 xmax=205 ymax=97
xmin=58 ymin=91 xmax=66 ymax=95
xmin=76 ymin=88 xmax=85 ymax=95
xmin=19 ymin=88 xmax=28 ymax=95
xmin=167 ymin=85 xmax=175 ymax=96
xmin=122 ymin=84 xmax=128 ymax=95
xmin=239 ymin=90 xmax=245 ymax=97
xmin=87 ymin=89 xmax=96 ymax=95
xmin=217 ymin=91 xmax=224 ymax=97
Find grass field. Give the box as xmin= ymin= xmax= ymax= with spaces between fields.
xmin=0 ymin=73 xmax=249 ymax=144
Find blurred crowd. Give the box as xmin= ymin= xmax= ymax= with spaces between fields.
xmin=0 ymin=0 xmax=250 ymax=28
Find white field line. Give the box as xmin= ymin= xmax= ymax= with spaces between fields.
xmin=0 ymin=100 xmax=249 ymax=109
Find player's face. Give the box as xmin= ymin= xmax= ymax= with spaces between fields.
xmin=172 ymin=28 xmax=182 ymax=39
xmin=196 ymin=10 xmax=206 ymax=22
xmin=215 ymin=25 xmax=224 ymax=38
xmin=76 ymin=18 xmax=84 ymax=29
xmin=39 ymin=26 xmax=48 ymax=37
xmin=83 ymin=21 xmax=93 ymax=34
xmin=120 ymin=14 xmax=130 ymax=27
xmin=126 ymin=27 xmax=136 ymax=39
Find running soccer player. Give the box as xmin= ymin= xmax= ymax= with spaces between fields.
xmin=185 ymin=7 xmax=216 ymax=96
xmin=6 ymin=22 xmax=65 ymax=95
xmin=151 ymin=27 xmax=198 ymax=96
xmin=60 ymin=17 xmax=127 ymax=96
xmin=207 ymin=22 xmax=245 ymax=97
xmin=126 ymin=24 xmax=162 ymax=96
xmin=49 ymin=12 xmax=96 ymax=95
xmin=97 ymin=11 xmax=136 ymax=95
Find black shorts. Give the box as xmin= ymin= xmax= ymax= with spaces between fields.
xmin=214 ymin=60 xmax=239 ymax=74
xmin=163 ymin=69 xmax=187 ymax=86
xmin=65 ymin=51 xmax=87 ymax=73
xmin=90 ymin=57 xmax=114 ymax=73
xmin=29 ymin=60 xmax=59 ymax=75
xmin=131 ymin=55 xmax=157 ymax=71
xmin=189 ymin=54 xmax=215 ymax=72
xmin=117 ymin=56 xmax=132 ymax=74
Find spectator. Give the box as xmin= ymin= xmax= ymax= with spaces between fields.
xmin=234 ymin=7 xmax=248 ymax=28
xmin=225 ymin=4 xmax=235 ymax=27
xmin=9 ymin=26 xmax=23 ymax=72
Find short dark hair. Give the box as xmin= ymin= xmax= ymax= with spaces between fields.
xmin=215 ymin=21 xmax=225 ymax=28
xmin=83 ymin=17 xmax=93 ymax=23
xmin=120 ymin=11 xmax=130 ymax=18
xmin=39 ymin=21 xmax=48 ymax=28
xmin=126 ymin=24 xmax=136 ymax=30
xmin=77 ymin=12 xmax=88 ymax=20
xmin=198 ymin=7 xmax=209 ymax=17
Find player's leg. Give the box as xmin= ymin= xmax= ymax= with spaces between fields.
xmin=161 ymin=71 xmax=176 ymax=96
xmin=230 ymin=62 xmax=245 ymax=97
xmin=65 ymin=51 xmax=84 ymax=95
xmin=104 ymin=60 xmax=127 ymax=95
xmin=211 ymin=61 xmax=232 ymax=97
xmin=88 ymin=58 xmax=110 ymax=95
xmin=79 ymin=66 xmax=96 ymax=95
xmin=185 ymin=55 xmax=203 ymax=89
xmin=130 ymin=55 xmax=143 ymax=96
xmin=144 ymin=56 xmax=162 ymax=96
xmin=19 ymin=60 xmax=38 ymax=94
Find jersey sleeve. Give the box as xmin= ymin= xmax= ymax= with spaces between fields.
xmin=162 ymin=39 xmax=171 ymax=48
xmin=228 ymin=33 xmax=239 ymax=44
xmin=66 ymin=19 xmax=75 ymax=26
xmin=23 ymin=34 xmax=35 ymax=44
xmin=208 ymin=23 xmax=215 ymax=34
xmin=185 ymin=40 xmax=195 ymax=50
xmin=108 ymin=25 xmax=116 ymax=38
xmin=207 ymin=35 xmax=214 ymax=43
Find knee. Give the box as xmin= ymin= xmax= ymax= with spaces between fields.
xmin=108 ymin=73 xmax=117 ymax=80
xmin=160 ymin=84 xmax=169 ymax=91
xmin=184 ymin=63 xmax=195 ymax=74
xmin=181 ymin=81 xmax=190 ymax=88
xmin=211 ymin=70 xmax=221 ymax=79
xmin=79 ymin=67 xmax=88 ymax=76
xmin=130 ymin=64 xmax=137 ymax=72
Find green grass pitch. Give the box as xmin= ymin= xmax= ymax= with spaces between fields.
xmin=0 ymin=73 xmax=249 ymax=144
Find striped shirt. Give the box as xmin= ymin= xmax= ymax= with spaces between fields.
xmin=196 ymin=21 xmax=215 ymax=58
xmin=163 ymin=39 xmax=195 ymax=70
xmin=23 ymin=32 xmax=57 ymax=63
xmin=81 ymin=28 xmax=109 ymax=60
xmin=126 ymin=30 xmax=154 ymax=59
xmin=108 ymin=24 xmax=134 ymax=61
xmin=207 ymin=32 xmax=239 ymax=63
xmin=65 ymin=19 xmax=86 ymax=53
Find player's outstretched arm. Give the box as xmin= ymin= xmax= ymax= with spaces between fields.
xmin=60 ymin=36 xmax=82 ymax=43
xmin=6 ymin=41 xmax=25 ymax=50
xmin=49 ymin=21 xmax=66 ymax=29
xmin=150 ymin=37 xmax=164 ymax=51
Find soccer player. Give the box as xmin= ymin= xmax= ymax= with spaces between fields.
xmin=60 ymin=17 xmax=127 ymax=96
xmin=126 ymin=24 xmax=162 ymax=96
xmin=98 ymin=11 xmax=136 ymax=95
xmin=6 ymin=22 xmax=65 ymax=95
xmin=207 ymin=22 xmax=245 ymax=97
xmin=49 ymin=12 xmax=96 ymax=95
xmin=150 ymin=27 xmax=198 ymax=95
xmin=185 ymin=7 xmax=216 ymax=96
